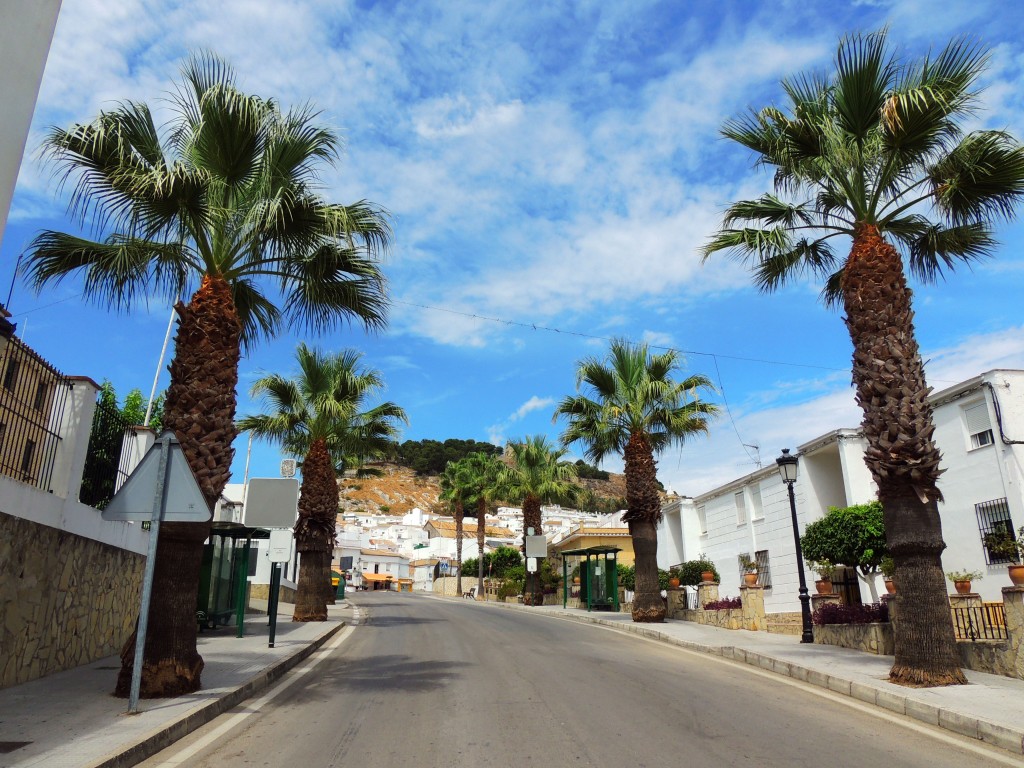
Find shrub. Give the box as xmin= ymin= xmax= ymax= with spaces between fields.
xmin=704 ymin=596 xmax=742 ymax=610
xmin=678 ymin=556 xmax=719 ymax=585
xmin=617 ymin=564 xmax=636 ymax=591
xmin=812 ymin=601 xmax=889 ymax=626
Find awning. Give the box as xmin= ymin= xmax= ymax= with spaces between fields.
xmin=361 ymin=572 xmax=395 ymax=582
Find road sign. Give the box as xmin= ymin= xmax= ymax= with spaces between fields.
xmin=268 ymin=529 xmax=292 ymax=563
xmin=102 ymin=431 xmax=209 ymax=522
xmin=243 ymin=478 xmax=299 ymax=528
xmin=525 ymin=535 xmax=547 ymax=558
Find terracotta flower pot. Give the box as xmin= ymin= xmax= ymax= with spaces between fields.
xmin=954 ymin=580 xmax=972 ymax=595
xmin=1008 ymin=564 xmax=1024 ymax=587
xmin=743 ymin=572 xmax=758 ymax=587
xmin=814 ymin=579 xmax=832 ymax=595
xmin=668 ymin=577 xmax=681 ymax=589
xmin=573 ymin=576 xmax=580 ymax=585
xmin=701 ymin=570 xmax=715 ymax=583
xmin=884 ymin=578 xmax=896 ymax=595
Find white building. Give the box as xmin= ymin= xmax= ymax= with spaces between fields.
xmin=659 ymin=369 xmax=1024 ymax=608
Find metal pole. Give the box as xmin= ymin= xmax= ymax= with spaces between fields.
xmin=128 ymin=434 xmax=171 ymax=714
xmin=144 ymin=307 xmax=176 ymax=427
xmin=268 ymin=563 xmax=281 ymax=648
xmin=235 ymin=537 xmax=251 ymax=638
xmin=787 ymin=480 xmax=814 ymax=643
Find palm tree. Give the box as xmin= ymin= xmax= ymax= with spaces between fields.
xmin=237 ymin=344 xmax=406 ymax=621
xmin=439 ymin=458 xmax=474 ymax=596
xmin=495 ymin=436 xmax=580 ymax=606
xmin=702 ymin=31 xmax=1024 ymax=686
xmin=23 ymin=54 xmax=391 ymax=696
xmin=555 ymin=339 xmax=717 ymax=622
xmin=461 ymin=452 xmax=503 ymax=597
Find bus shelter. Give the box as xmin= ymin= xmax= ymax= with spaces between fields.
xmin=561 ymin=545 xmax=621 ymax=612
xmin=197 ymin=521 xmax=269 ymax=634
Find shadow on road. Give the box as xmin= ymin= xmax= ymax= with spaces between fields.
xmin=298 ymin=655 xmax=464 ymax=696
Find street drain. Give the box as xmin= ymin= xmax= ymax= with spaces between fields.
xmin=0 ymin=742 xmax=32 ymax=754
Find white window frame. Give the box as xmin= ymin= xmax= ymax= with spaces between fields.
xmin=697 ymin=504 xmax=707 ymax=535
xmin=749 ymin=484 xmax=764 ymax=521
xmin=963 ymin=401 xmax=994 ymax=450
xmin=735 ymin=490 xmax=746 ymax=525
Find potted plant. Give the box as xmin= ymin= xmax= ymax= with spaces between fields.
xmin=809 ymin=559 xmax=834 ymax=594
xmin=880 ymin=555 xmax=896 ymax=594
xmin=739 ymin=554 xmax=758 ymax=586
xmin=668 ymin=566 xmax=681 ymax=590
xmin=945 ymin=569 xmax=983 ymax=595
xmin=985 ymin=527 xmax=1024 ymax=586
xmin=695 ymin=554 xmax=718 ymax=583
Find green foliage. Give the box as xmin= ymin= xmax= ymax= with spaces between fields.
xmin=97 ymin=380 xmax=164 ymax=430
xmin=397 ymin=438 xmax=502 ymax=475
xmin=461 ymin=557 xmax=480 ymax=577
xmin=880 ymin=555 xmax=895 ymax=578
xmin=489 ymin=546 xmax=524 ymax=577
xmin=678 ymin=556 xmax=719 ymax=586
xmin=801 ymin=501 xmax=887 ymax=575
xmin=379 ymin=505 xmax=390 ymax=513
xmin=946 ymin=569 xmax=982 ymax=582
xmin=573 ymin=459 xmax=609 ymax=480
xmin=809 ymin=560 xmax=835 ymax=580
xmin=657 ymin=568 xmax=671 ymax=591
xmin=739 ymin=554 xmax=758 ymax=573
xmin=617 ymin=563 xmax=636 ymax=591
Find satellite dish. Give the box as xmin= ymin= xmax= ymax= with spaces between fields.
xmin=280 ymin=459 xmax=296 ymax=478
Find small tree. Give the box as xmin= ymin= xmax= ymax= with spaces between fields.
xmin=801 ymin=501 xmax=887 ymax=600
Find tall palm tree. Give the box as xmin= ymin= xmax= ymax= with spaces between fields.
xmin=23 ymin=54 xmax=390 ymax=696
xmin=495 ymin=436 xmax=580 ymax=606
xmin=702 ymin=31 xmax=1024 ymax=686
xmin=555 ymin=339 xmax=717 ymax=622
xmin=439 ymin=458 xmax=473 ymax=595
xmin=237 ymin=344 xmax=406 ymax=621
xmin=461 ymin=451 xmax=503 ymax=597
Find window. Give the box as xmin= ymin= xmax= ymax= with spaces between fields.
xmin=697 ymin=505 xmax=707 ymax=535
xmin=20 ymin=439 xmax=35 ymax=477
xmin=749 ymin=485 xmax=764 ymax=520
xmin=735 ymin=491 xmax=746 ymax=525
xmin=977 ymin=498 xmax=1017 ymax=565
xmin=964 ymin=401 xmax=994 ymax=449
xmin=755 ymin=550 xmax=772 ymax=589
xmin=32 ymin=382 xmax=47 ymax=411
xmin=2 ymin=359 xmax=19 ymax=392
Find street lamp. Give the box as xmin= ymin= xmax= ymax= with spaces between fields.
xmin=776 ymin=448 xmax=813 ymax=643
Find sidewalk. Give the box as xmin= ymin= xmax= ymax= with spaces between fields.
xmin=481 ymin=598 xmax=1024 ymax=755
xmin=0 ymin=601 xmax=352 ymax=768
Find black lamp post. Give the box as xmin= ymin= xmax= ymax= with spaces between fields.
xmin=777 ymin=448 xmax=814 ymax=643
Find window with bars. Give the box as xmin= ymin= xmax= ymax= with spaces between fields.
xmin=976 ymin=498 xmax=1017 ymax=565
xmin=755 ymin=550 xmax=772 ymax=589
xmin=963 ymin=401 xmax=994 ymax=450
xmin=735 ymin=491 xmax=746 ymax=525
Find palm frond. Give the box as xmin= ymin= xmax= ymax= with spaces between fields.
xmin=929 ymin=131 xmax=1024 ymax=223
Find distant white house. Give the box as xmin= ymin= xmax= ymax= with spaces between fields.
xmin=659 ymin=369 xmax=1024 ymax=608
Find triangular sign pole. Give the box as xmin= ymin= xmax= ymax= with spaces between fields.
xmin=127 ymin=431 xmax=174 ymax=715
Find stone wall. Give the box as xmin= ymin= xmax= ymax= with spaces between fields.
xmin=0 ymin=512 xmax=144 ymax=689
xmin=814 ymin=622 xmax=894 ymax=655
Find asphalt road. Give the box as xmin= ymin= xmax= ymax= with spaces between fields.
xmin=140 ymin=592 xmax=1019 ymax=767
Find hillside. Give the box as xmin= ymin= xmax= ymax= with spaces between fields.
xmin=337 ymin=462 xmax=628 ymax=517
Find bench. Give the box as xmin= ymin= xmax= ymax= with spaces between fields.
xmin=462 ymin=586 xmax=477 ymax=599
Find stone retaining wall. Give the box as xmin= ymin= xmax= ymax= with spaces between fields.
xmin=813 ymin=622 xmax=894 ymax=655
xmin=0 ymin=512 xmax=144 ymax=689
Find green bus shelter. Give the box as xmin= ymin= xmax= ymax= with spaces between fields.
xmin=561 ymin=545 xmax=621 ymax=612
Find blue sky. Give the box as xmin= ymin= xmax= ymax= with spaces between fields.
xmin=3 ymin=0 xmax=1024 ymax=496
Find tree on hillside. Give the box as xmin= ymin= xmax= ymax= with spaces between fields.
xmin=495 ymin=436 xmax=580 ymax=606
xmin=398 ymin=438 xmax=502 ymax=475
xmin=439 ymin=459 xmax=473 ymax=595
xmin=460 ymin=452 xmax=503 ymax=597
xmin=555 ymin=339 xmax=717 ymax=622
xmin=702 ymin=31 xmax=1024 ymax=685
xmin=801 ymin=501 xmax=887 ymax=601
xmin=237 ymin=344 xmax=406 ymax=620
xmin=25 ymin=54 xmax=390 ymax=696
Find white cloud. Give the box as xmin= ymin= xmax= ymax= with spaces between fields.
xmin=512 ymin=395 xmax=555 ymax=421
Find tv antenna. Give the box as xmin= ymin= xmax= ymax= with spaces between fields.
xmin=743 ymin=443 xmax=762 ymax=469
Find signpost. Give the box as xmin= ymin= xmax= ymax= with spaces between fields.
xmin=101 ymin=431 xmax=209 ymax=715
xmin=243 ymin=478 xmax=299 ymax=648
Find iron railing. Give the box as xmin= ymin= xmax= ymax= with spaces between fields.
xmin=951 ymin=604 xmax=1007 ymax=641
xmin=976 ymin=498 xmax=1017 ymax=565
xmin=79 ymin=396 xmax=133 ymax=509
xmin=0 ymin=336 xmax=70 ymax=491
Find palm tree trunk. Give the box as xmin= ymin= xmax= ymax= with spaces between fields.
xmin=455 ymin=502 xmax=464 ymax=596
xmin=623 ymin=432 xmax=665 ymax=622
xmin=293 ymin=438 xmax=336 ymax=621
xmin=843 ymin=224 xmax=965 ymax=686
xmin=115 ymin=275 xmax=241 ymax=697
xmin=522 ymin=494 xmax=543 ymax=606
xmin=477 ymin=499 xmax=486 ymax=598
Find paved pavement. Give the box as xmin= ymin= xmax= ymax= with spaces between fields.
xmin=2 ymin=594 xmax=1023 ymax=766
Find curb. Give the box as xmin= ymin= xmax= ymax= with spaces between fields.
xmin=461 ymin=597 xmax=1024 ymax=755
xmin=83 ymin=621 xmax=345 ymax=768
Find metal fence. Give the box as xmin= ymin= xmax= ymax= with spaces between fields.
xmin=79 ymin=396 xmax=133 ymax=509
xmin=0 ymin=336 xmax=70 ymax=491
xmin=951 ymin=604 xmax=1007 ymax=641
